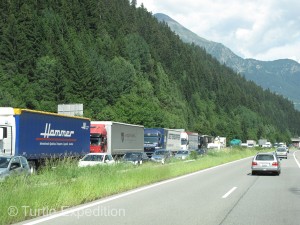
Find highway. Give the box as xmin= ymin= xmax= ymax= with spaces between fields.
xmin=18 ymin=150 xmax=300 ymax=225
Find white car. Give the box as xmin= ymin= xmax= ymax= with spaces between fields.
xmin=251 ymin=152 xmax=281 ymax=175
xmin=276 ymin=147 xmax=288 ymax=159
xmin=78 ymin=153 xmax=115 ymax=167
xmin=262 ymin=142 xmax=272 ymax=148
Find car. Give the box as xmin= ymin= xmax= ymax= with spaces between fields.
xmin=284 ymin=145 xmax=290 ymax=153
xmin=78 ymin=153 xmax=115 ymax=167
xmin=174 ymin=150 xmax=191 ymax=160
xmin=151 ymin=149 xmax=172 ymax=164
xmin=262 ymin=142 xmax=272 ymax=148
xmin=121 ymin=152 xmax=150 ymax=165
xmin=0 ymin=155 xmax=31 ymax=181
xmin=251 ymin=152 xmax=281 ymax=175
xmin=195 ymin=148 xmax=207 ymax=155
xmin=279 ymin=144 xmax=290 ymax=153
xmin=276 ymin=147 xmax=288 ymax=159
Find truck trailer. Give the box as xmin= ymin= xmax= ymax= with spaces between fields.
xmin=198 ymin=135 xmax=214 ymax=149
xmin=0 ymin=107 xmax=90 ymax=171
xmin=90 ymin=121 xmax=144 ymax=157
xmin=247 ymin=140 xmax=257 ymax=148
xmin=208 ymin=136 xmax=227 ymax=149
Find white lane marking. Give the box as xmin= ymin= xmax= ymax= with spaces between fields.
xmin=293 ymin=150 xmax=300 ymax=168
xmin=222 ymin=187 xmax=237 ymax=199
xmin=22 ymin=156 xmax=252 ymax=225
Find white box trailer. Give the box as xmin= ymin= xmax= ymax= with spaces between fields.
xmin=247 ymin=140 xmax=257 ymax=148
xmin=164 ymin=129 xmax=181 ymax=153
xmin=91 ymin=121 xmax=144 ymax=156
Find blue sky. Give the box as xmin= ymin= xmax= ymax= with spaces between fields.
xmin=137 ymin=0 xmax=300 ymax=63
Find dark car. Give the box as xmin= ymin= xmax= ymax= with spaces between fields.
xmin=0 ymin=155 xmax=31 ymax=181
xmin=151 ymin=149 xmax=172 ymax=164
xmin=195 ymin=148 xmax=207 ymax=155
xmin=122 ymin=152 xmax=150 ymax=165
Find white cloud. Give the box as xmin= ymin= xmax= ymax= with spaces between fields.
xmin=137 ymin=0 xmax=300 ymax=63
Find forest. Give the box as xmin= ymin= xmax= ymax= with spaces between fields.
xmin=0 ymin=0 xmax=299 ymax=143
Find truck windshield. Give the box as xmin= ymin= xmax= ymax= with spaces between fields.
xmin=90 ymin=137 xmax=100 ymax=146
xmin=181 ymin=139 xmax=188 ymax=145
xmin=144 ymin=137 xmax=158 ymax=144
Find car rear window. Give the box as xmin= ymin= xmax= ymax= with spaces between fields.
xmin=0 ymin=157 xmax=10 ymax=168
xmin=83 ymin=155 xmax=103 ymax=161
xmin=276 ymin=148 xmax=286 ymax=152
xmin=256 ymin=154 xmax=274 ymax=161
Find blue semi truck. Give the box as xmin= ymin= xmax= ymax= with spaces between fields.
xmin=0 ymin=107 xmax=90 ymax=171
xmin=144 ymin=128 xmax=181 ymax=156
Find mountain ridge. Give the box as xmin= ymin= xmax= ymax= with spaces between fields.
xmin=1 ymin=1 xmax=300 ymax=142
xmin=154 ymin=13 xmax=300 ymax=109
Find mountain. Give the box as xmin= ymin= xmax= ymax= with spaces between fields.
xmin=154 ymin=13 xmax=300 ymax=110
xmin=1 ymin=0 xmax=300 ymax=142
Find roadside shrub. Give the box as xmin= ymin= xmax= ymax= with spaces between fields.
xmin=190 ymin=151 xmax=198 ymax=160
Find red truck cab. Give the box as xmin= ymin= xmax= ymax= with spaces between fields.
xmin=90 ymin=123 xmax=107 ymax=153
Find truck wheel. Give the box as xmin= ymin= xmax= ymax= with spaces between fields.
xmin=29 ymin=161 xmax=37 ymax=174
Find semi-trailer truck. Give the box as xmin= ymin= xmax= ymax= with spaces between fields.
xmin=144 ymin=128 xmax=165 ymax=154
xmin=0 ymin=107 xmax=90 ymax=172
xmin=90 ymin=121 xmax=144 ymax=157
xmin=247 ymin=140 xmax=257 ymax=148
xmin=180 ymin=131 xmax=199 ymax=150
xmin=144 ymin=128 xmax=181 ymax=156
xmin=198 ymin=135 xmax=214 ymax=149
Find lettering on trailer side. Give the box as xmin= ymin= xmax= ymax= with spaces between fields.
xmin=40 ymin=123 xmax=75 ymax=138
xmin=121 ymin=133 xmax=137 ymax=142
xmin=168 ymin=133 xmax=180 ymax=140
xmin=81 ymin=122 xmax=89 ymax=130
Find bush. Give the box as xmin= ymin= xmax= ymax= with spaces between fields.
xmin=190 ymin=151 xmax=198 ymax=160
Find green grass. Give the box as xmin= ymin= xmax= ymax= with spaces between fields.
xmin=0 ymin=148 xmax=262 ymax=224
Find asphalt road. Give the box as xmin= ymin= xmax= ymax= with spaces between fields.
xmin=18 ymin=150 xmax=300 ymax=225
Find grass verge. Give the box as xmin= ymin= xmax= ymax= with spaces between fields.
xmin=1 ymin=147 xmax=261 ymax=224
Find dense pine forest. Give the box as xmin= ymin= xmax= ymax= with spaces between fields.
xmin=0 ymin=0 xmax=299 ymax=143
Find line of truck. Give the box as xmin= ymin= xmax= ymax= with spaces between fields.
xmin=0 ymin=107 xmax=215 ymax=171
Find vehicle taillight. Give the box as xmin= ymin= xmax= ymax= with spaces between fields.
xmin=252 ymin=162 xmax=257 ymax=166
xmin=272 ymin=162 xmax=278 ymax=166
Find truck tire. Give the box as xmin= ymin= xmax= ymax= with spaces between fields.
xmin=29 ymin=161 xmax=37 ymax=174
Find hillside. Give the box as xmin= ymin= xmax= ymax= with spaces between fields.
xmin=154 ymin=13 xmax=300 ymax=110
xmin=0 ymin=0 xmax=300 ymax=143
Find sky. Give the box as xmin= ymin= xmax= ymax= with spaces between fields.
xmin=136 ymin=0 xmax=300 ymax=63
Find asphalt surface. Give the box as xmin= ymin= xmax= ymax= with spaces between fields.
xmin=17 ymin=150 xmax=300 ymax=225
